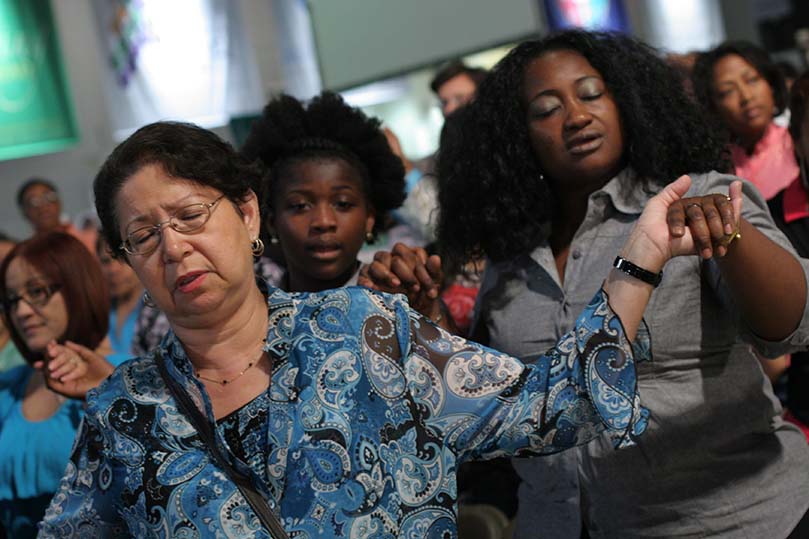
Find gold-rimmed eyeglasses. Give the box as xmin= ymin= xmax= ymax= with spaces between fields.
xmin=120 ymin=195 xmax=225 ymax=256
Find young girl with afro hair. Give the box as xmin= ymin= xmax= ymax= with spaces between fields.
xmin=241 ymin=91 xmax=410 ymax=294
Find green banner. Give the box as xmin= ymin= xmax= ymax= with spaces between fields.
xmin=0 ymin=0 xmax=77 ymax=161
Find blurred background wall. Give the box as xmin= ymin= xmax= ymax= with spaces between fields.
xmin=0 ymin=0 xmax=806 ymax=238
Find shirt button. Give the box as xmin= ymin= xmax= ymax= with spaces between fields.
xmin=571 ymin=249 xmax=582 ymax=260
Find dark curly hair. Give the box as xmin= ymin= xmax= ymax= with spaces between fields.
xmin=94 ymin=121 xmax=264 ymax=259
xmin=692 ymin=41 xmax=788 ymax=133
xmin=240 ymin=92 xmax=406 ymax=238
xmin=437 ymin=30 xmax=729 ymax=267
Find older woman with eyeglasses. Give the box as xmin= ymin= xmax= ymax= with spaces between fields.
xmin=38 ymin=120 xmax=735 ymax=538
xmin=0 ymin=232 xmax=117 ymax=539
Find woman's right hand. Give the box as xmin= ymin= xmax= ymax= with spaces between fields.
xmin=35 ymin=340 xmax=115 ymax=400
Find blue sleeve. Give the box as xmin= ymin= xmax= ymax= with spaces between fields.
xmin=403 ymin=288 xmax=650 ymax=463
xmin=38 ymin=406 xmax=127 ymax=538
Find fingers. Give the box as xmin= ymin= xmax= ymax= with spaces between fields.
xmin=363 ymin=252 xmax=401 ymax=290
xmin=659 ymin=175 xmax=692 ymax=204
xmin=59 ymin=361 xmax=88 ymax=383
xmin=358 ymin=244 xmax=444 ymax=305
xmin=64 ymin=341 xmax=103 ymax=362
xmin=663 ymin=175 xmax=693 ymax=237
xmin=715 ymin=194 xmax=735 ymax=235
xmin=412 ymin=262 xmax=438 ymax=299
xmin=729 ymin=180 xmax=743 ymax=222
xmin=683 ymin=202 xmax=714 ymax=258
xmin=392 ymin=243 xmax=428 ymax=264
xmin=425 ymin=255 xmax=444 ymax=296
xmin=704 ymin=195 xmax=731 ymax=248
xmin=45 ymin=342 xmax=87 ymax=382
xmin=666 ymin=203 xmax=687 ymax=237
xmin=692 ymin=193 xmax=739 ymax=257
xmin=49 ymin=353 xmax=84 ymax=381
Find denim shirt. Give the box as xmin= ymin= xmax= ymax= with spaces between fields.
xmin=40 ymin=283 xmax=647 ymax=538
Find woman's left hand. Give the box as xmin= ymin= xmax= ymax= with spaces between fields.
xmin=41 ymin=340 xmax=89 ymax=382
xmin=666 ymin=180 xmax=743 ymax=259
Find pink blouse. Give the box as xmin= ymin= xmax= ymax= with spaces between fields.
xmin=731 ymin=123 xmax=798 ymax=200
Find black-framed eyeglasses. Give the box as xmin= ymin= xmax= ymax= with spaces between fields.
xmin=120 ymin=195 xmax=225 ymax=256
xmin=1 ymin=283 xmax=62 ymax=313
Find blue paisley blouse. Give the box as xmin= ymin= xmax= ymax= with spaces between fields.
xmin=40 ymin=283 xmax=648 ymax=538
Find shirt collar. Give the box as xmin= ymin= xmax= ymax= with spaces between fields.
xmin=486 ymin=168 xmax=655 ymax=283
xmin=597 ymin=167 xmax=657 ymax=215
xmin=783 ymin=175 xmax=809 ymax=223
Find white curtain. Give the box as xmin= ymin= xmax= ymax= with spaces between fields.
xmin=92 ymin=0 xmax=263 ymax=138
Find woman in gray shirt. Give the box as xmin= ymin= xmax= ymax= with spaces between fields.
xmin=364 ymin=30 xmax=809 ymax=538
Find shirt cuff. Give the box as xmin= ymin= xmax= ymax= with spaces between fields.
xmin=577 ymin=288 xmax=650 ymax=449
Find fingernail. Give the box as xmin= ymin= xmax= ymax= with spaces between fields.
xmin=673 ymin=226 xmax=684 ymax=235
xmin=725 ymin=224 xmax=733 ymax=234
xmin=702 ymin=248 xmax=712 ymax=258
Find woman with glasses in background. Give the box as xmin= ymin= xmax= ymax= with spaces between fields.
xmin=0 ymin=232 xmax=119 ymax=538
xmin=15 ymin=179 xmax=97 ymax=254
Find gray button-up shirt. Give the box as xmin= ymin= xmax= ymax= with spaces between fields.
xmin=475 ymin=169 xmax=809 ymax=538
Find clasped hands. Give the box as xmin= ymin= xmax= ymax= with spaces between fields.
xmin=33 ymin=340 xmax=115 ymax=400
xmin=360 ymin=176 xmax=744 ymax=310
xmin=665 ymin=177 xmax=743 ymax=260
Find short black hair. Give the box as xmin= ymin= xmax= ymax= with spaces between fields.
xmin=776 ymin=60 xmax=799 ymax=81
xmin=240 ymin=91 xmax=406 ymax=236
xmin=692 ymin=41 xmax=788 ymax=121
xmin=16 ymin=178 xmax=57 ymax=208
xmin=430 ymin=60 xmax=488 ymax=94
xmin=437 ymin=30 xmax=729 ymax=268
xmin=94 ymin=121 xmax=264 ymax=259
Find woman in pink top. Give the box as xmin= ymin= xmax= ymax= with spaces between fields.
xmin=693 ymin=41 xmax=797 ymax=200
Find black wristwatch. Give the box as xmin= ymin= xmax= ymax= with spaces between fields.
xmin=613 ymin=256 xmax=663 ymax=287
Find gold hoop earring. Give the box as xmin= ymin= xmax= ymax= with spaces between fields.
xmin=251 ymin=238 xmax=265 ymax=257
xmin=143 ymin=291 xmax=156 ymax=308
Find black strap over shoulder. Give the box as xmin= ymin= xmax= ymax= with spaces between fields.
xmin=155 ymin=350 xmax=289 ymax=539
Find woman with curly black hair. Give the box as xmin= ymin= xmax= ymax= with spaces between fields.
xmin=364 ymin=30 xmax=809 ymax=537
xmin=241 ymin=92 xmax=412 ymax=295
xmin=692 ymin=41 xmax=797 ymax=200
